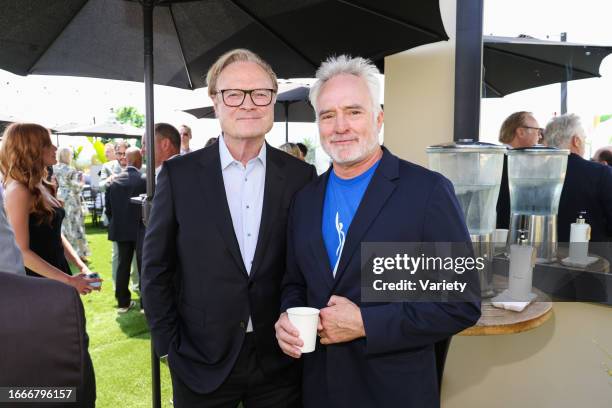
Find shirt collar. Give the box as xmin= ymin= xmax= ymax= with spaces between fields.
xmin=219 ymin=134 xmax=266 ymax=170
xmin=155 ymin=154 xmax=179 ymax=175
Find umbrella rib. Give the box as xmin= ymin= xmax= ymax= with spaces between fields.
xmin=336 ymin=0 xmax=447 ymax=40
xmin=485 ymin=46 xmax=602 ymax=78
xmin=482 ymin=80 xmax=504 ymax=97
xmin=227 ymin=0 xmax=319 ymax=71
xmin=25 ymin=0 xmax=90 ymax=74
xmin=168 ymin=4 xmax=195 ymax=89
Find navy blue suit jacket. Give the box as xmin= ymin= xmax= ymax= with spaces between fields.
xmin=141 ymin=143 xmax=316 ymax=394
xmin=557 ymin=153 xmax=612 ymax=242
xmin=281 ymin=148 xmax=481 ymax=408
xmin=105 ymin=167 xmax=146 ymax=242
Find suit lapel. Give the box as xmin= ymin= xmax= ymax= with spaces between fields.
xmin=249 ymin=145 xmax=285 ymax=279
xmin=309 ymin=170 xmax=335 ymax=289
xmin=331 ymin=149 xmax=399 ymax=289
xmin=197 ymin=144 xmax=248 ymax=278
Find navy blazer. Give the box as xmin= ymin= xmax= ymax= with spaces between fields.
xmin=281 ymin=147 xmax=481 ymax=408
xmin=105 ymin=167 xmax=146 ymax=242
xmin=141 ymin=142 xmax=316 ymax=394
xmin=557 ymin=153 xmax=612 ymax=242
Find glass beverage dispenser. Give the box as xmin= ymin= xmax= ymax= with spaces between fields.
xmin=427 ymin=140 xmax=506 ymax=297
xmin=506 ymin=146 xmax=569 ymax=263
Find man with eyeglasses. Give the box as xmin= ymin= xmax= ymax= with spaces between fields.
xmin=142 ymin=48 xmax=316 ymax=407
xmin=496 ymin=111 xmax=544 ymax=229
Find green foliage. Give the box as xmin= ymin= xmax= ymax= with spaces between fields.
xmin=88 ymin=137 xmax=108 ymax=164
xmin=599 ymin=114 xmax=612 ymax=123
xmin=115 ymin=106 xmax=145 ymax=129
xmin=72 ymin=145 xmax=84 ymax=162
xmin=301 ymin=137 xmax=317 ymax=164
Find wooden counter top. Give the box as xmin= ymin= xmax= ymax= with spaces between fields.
xmin=459 ymin=298 xmax=552 ymax=336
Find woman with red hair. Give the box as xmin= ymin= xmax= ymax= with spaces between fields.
xmin=0 ymin=123 xmax=100 ymax=294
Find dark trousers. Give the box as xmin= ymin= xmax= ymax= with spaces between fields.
xmin=171 ymin=334 xmax=302 ymax=408
xmin=115 ymin=240 xmax=137 ymax=307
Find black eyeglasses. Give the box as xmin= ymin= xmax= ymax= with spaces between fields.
xmin=217 ymin=89 xmax=275 ymax=107
xmin=520 ymin=126 xmax=544 ymax=137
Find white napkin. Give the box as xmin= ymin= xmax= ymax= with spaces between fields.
xmin=560 ymin=256 xmax=598 ymax=268
xmin=491 ymin=289 xmax=537 ymax=312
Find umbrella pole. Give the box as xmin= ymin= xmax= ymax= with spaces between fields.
xmin=142 ymin=2 xmax=161 ymax=408
xmin=560 ymin=32 xmax=568 ymax=114
xmin=285 ymin=102 xmax=289 ymax=143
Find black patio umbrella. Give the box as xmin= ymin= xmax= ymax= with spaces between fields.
xmin=1 ymin=0 xmax=448 ymax=88
xmin=482 ymin=35 xmax=612 ymax=97
xmin=184 ymin=86 xmax=315 ymax=142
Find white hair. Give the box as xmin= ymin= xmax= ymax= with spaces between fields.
xmin=309 ymin=55 xmax=382 ymax=120
xmin=57 ymin=147 xmax=72 ymax=165
xmin=543 ymin=113 xmax=585 ymax=148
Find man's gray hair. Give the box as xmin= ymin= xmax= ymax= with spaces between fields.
xmin=309 ymin=55 xmax=382 ymax=119
xmin=543 ymin=113 xmax=585 ymax=148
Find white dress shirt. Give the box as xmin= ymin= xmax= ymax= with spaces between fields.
xmin=219 ymin=135 xmax=266 ymax=332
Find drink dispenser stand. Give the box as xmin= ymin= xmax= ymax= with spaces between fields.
xmin=506 ymin=146 xmax=569 ymax=263
xmin=426 ymin=140 xmax=506 ymax=298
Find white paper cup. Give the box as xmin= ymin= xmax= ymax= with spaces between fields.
xmin=287 ymin=307 xmax=320 ymax=353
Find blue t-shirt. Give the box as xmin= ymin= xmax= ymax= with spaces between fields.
xmin=322 ymin=161 xmax=380 ymax=276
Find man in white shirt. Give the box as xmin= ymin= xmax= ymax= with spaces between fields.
xmin=142 ymin=49 xmax=316 ymax=407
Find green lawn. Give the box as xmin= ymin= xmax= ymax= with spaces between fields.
xmin=82 ymin=220 xmax=173 ymax=407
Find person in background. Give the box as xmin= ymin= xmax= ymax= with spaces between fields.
xmin=104 ymin=141 xmax=139 ymax=290
xmin=592 ymin=145 xmax=612 ymax=166
xmin=496 ymin=111 xmax=544 ymax=229
xmin=106 ymin=147 xmax=146 ymax=313
xmin=54 ymin=147 xmax=91 ymax=262
xmin=98 ymin=142 xmax=121 ymax=191
xmin=542 ymin=114 xmax=612 ymax=242
xmin=0 ymin=191 xmax=25 ymax=275
xmin=205 ymin=136 xmax=218 ymax=148
xmin=136 ymin=123 xmax=180 ymax=311
xmin=142 ymin=123 xmax=181 ymax=181
xmin=0 ymin=123 xmax=100 ymax=294
xmin=279 ymin=142 xmax=304 ymax=160
xmin=296 ymin=142 xmax=308 ymax=160
xmin=179 ymin=124 xmax=193 ymax=154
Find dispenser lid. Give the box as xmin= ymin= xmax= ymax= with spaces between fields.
xmin=426 ymin=139 xmax=507 ymax=153
xmin=507 ymin=145 xmax=570 ymax=156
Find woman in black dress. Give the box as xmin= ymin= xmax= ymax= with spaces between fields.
xmin=0 ymin=123 xmax=101 ymax=294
